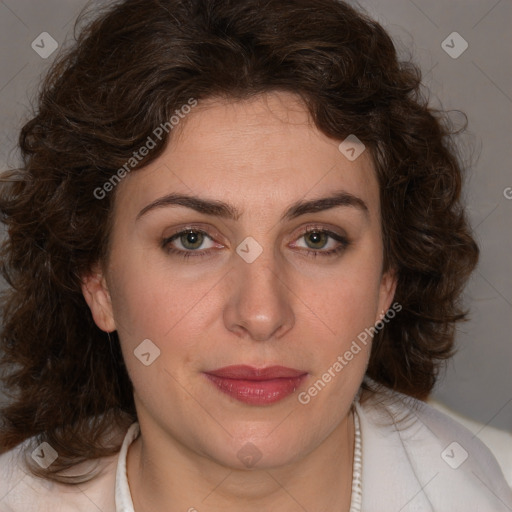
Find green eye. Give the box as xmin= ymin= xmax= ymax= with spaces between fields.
xmin=292 ymin=227 xmax=350 ymax=258
xmin=304 ymin=231 xmax=329 ymax=249
xmin=179 ymin=231 xmax=205 ymax=250
xmin=162 ymin=228 xmax=216 ymax=259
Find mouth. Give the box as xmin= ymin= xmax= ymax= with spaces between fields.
xmin=203 ymin=365 xmax=307 ymax=405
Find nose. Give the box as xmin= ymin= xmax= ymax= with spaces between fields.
xmin=223 ymin=252 xmax=295 ymax=342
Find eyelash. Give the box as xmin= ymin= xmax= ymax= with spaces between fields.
xmin=162 ymin=226 xmax=350 ymax=260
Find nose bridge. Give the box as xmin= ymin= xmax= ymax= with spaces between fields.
xmin=223 ymin=246 xmax=294 ymax=341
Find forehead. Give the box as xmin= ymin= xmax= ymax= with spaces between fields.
xmin=114 ymin=92 xmax=380 ymax=221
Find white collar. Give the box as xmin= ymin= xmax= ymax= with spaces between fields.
xmin=115 ymin=422 xmax=140 ymax=512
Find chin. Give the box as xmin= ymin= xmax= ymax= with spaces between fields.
xmin=201 ymin=428 xmax=312 ymax=471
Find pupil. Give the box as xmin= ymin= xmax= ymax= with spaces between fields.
xmin=182 ymin=231 xmax=203 ymax=249
xmin=307 ymin=231 xmax=326 ymax=249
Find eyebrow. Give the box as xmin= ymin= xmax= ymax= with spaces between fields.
xmin=136 ymin=190 xmax=369 ymax=222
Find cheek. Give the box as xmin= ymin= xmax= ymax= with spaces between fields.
xmin=107 ymin=254 xmax=220 ymax=352
xmin=310 ymin=257 xmax=383 ymax=339
xmin=106 ymin=265 xmax=202 ymax=399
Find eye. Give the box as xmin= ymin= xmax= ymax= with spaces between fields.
xmin=162 ymin=228 xmax=220 ymax=259
xmin=291 ymin=227 xmax=349 ymax=257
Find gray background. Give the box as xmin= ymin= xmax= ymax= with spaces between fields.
xmin=0 ymin=0 xmax=510 ymax=434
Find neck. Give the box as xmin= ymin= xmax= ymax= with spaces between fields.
xmin=127 ymin=408 xmax=355 ymax=512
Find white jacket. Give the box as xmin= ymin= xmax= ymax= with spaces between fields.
xmin=1 ymin=383 xmax=511 ymax=511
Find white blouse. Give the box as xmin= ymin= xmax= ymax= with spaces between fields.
xmin=1 ymin=383 xmax=511 ymax=512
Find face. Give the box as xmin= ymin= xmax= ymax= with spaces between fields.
xmin=82 ymin=91 xmax=396 ymax=470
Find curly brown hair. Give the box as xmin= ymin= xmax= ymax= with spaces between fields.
xmin=0 ymin=0 xmax=478 ymax=483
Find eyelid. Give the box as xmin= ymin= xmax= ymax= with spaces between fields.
xmin=163 ymin=224 xmax=225 ymax=244
xmin=290 ymin=224 xmax=348 ymax=243
xmin=289 ymin=225 xmax=349 ymax=252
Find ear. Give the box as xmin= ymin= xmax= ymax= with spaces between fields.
xmin=81 ymin=265 xmax=116 ymax=332
xmin=375 ymin=268 xmax=398 ymax=323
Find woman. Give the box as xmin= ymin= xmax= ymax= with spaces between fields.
xmin=0 ymin=0 xmax=510 ymax=510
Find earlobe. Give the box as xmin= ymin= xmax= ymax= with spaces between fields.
xmin=81 ymin=268 xmax=116 ymax=333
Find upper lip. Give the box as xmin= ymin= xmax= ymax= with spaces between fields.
xmin=205 ymin=365 xmax=306 ymax=380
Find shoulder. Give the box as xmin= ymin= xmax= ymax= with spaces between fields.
xmin=356 ymin=379 xmax=512 ymax=512
xmin=0 ymin=436 xmax=118 ymax=512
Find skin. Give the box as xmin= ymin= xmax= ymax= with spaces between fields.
xmin=82 ymin=91 xmax=396 ymax=512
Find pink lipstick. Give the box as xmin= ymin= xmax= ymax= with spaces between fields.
xmin=204 ymin=365 xmax=307 ymax=405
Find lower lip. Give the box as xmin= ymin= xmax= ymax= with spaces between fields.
xmin=204 ymin=374 xmax=307 ymax=405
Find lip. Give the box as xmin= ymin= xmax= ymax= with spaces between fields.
xmin=204 ymin=365 xmax=307 ymax=405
